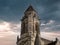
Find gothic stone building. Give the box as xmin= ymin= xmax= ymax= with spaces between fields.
xmin=16 ymin=5 xmax=59 ymax=45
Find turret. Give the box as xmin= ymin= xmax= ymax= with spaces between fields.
xmin=21 ymin=5 xmax=40 ymax=36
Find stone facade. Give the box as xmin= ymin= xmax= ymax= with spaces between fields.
xmin=16 ymin=5 xmax=59 ymax=45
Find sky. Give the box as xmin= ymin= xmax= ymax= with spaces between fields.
xmin=0 ymin=0 xmax=60 ymax=45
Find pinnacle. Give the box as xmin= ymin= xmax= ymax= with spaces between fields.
xmin=25 ymin=5 xmax=35 ymax=12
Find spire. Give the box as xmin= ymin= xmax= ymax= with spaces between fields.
xmin=25 ymin=5 xmax=35 ymax=12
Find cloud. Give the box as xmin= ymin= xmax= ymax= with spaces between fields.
xmin=41 ymin=20 xmax=60 ymax=32
xmin=35 ymin=0 xmax=60 ymax=23
xmin=0 ymin=0 xmax=60 ymax=45
xmin=40 ymin=20 xmax=60 ymax=40
xmin=41 ymin=20 xmax=55 ymax=26
xmin=0 ymin=20 xmax=60 ymax=45
xmin=41 ymin=32 xmax=60 ymax=41
xmin=0 ymin=21 xmax=21 ymax=37
xmin=0 ymin=20 xmax=21 ymax=45
xmin=0 ymin=0 xmax=60 ymax=23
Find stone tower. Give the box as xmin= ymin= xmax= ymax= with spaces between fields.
xmin=16 ymin=5 xmax=41 ymax=45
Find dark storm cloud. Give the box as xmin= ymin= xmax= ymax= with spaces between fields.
xmin=0 ymin=0 xmax=60 ymax=32
xmin=36 ymin=0 xmax=60 ymax=22
xmin=0 ymin=0 xmax=36 ymax=22
xmin=0 ymin=0 xmax=60 ymax=22
xmin=0 ymin=0 xmax=26 ymax=22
